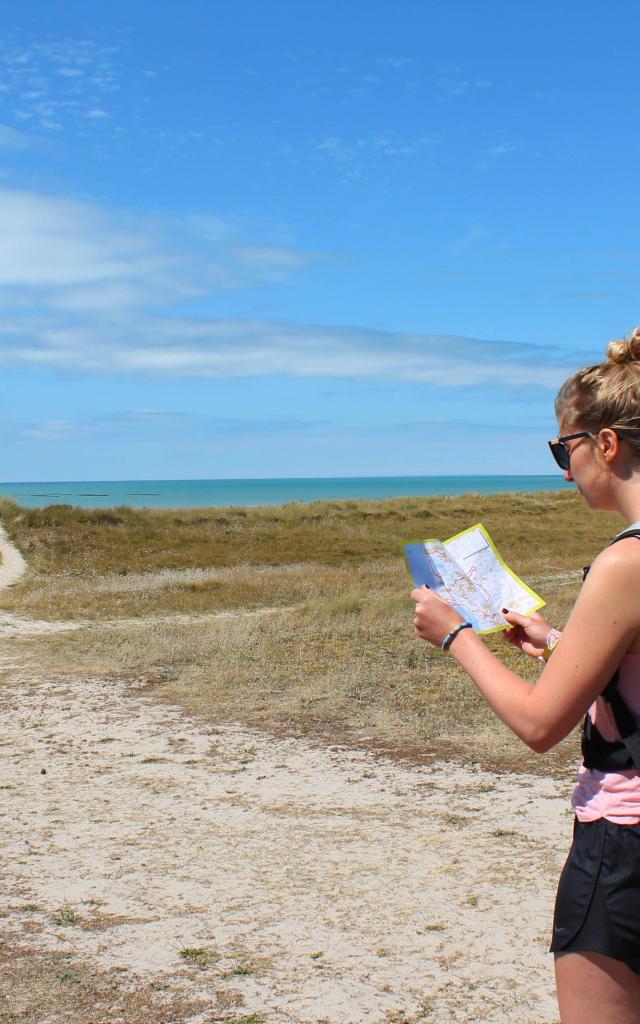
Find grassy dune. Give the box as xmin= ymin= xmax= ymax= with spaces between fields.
xmin=0 ymin=491 xmax=625 ymax=774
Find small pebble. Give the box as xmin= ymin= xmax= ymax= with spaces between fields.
xmin=40 ymin=768 xmax=47 ymax=775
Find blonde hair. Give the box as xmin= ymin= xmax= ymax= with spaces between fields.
xmin=555 ymin=327 xmax=640 ymax=457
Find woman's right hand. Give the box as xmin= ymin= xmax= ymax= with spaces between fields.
xmin=501 ymin=609 xmax=556 ymax=659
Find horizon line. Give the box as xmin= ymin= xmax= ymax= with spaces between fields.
xmin=1 ymin=473 xmax=566 ymax=486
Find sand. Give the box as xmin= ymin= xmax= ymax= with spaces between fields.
xmin=0 ymin=527 xmax=570 ymax=1023
xmin=0 ymin=523 xmax=26 ymax=588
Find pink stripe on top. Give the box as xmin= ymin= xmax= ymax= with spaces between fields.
xmin=572 ymin=653 xmax=640 ymax=824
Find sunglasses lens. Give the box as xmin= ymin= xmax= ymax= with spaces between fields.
xmin=549 ymin=441 xmax=570 ymax=470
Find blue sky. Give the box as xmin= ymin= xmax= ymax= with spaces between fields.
xmin=1 ymin=0 xmax=639 ymax=480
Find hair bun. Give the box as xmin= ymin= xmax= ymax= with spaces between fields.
xmin=607 ymin=338 xmax=631 ymax=363
xmin=607 ymin=328 xmax=640 ymax=363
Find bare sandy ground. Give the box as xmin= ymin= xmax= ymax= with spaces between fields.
xmin=0 ymin=659 xmax=572 ymax=1023
xmin=0 ymin=524 xmax=26 ymax=588
xmin=0 ymin=528 xmax=571 ymax=1023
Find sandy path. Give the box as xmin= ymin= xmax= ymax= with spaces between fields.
xmin=0 ymin=661 xmax=571 ymax=1023
xmin=0 ymin=530 xmax=570 ymax=1022
xmin=0 ymin=524 xmax=26 ymax=588
xmin=0 ymin=604 xmax=298 ymax=638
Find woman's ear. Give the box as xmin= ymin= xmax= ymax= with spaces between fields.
xmin=599 ymin=427 xmax=621 ymax=463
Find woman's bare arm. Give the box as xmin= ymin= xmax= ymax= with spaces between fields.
xmin=413 ymin=538 xmax=640 ymax=752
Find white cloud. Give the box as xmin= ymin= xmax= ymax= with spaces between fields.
xmin=0 ymin=310 xmax=579 ymax=389
xmin=123 ymin=410 xmax=184 ymax=421
xmin=0 ymin=186 xmax=586 ymax=391
xmin=19 ymin=418 xmax=90 ymax=441
xmin=47 ymin=282 xmax=157 ymax=313
xmin=376 ymin=57 xmax=416 ymax=69
xmin=15 ymin=411 xmax=328 ymax=448
xmin=0 ymin=189 xmax=162 ymax=289
xmin=187 ymin=214 xmax=237 ymax=244
xmin=437 ymin=65 xmax=492 ymax=96
xmin=0 ymin=123 xmax=35 ymax=150
xmin=232 ymin=245 xmax=318 ymax=276
xmin=309 ymin=130 xmax=441 ymax=184
xmin=0 ymin=38 xmax=122 ymax=138
xmin=0 ymin=188 xmax=315 ymax=311
xmin=476 ymin=140 xmax=522 ymax=169
xmin=448 ymin=225 xmax=487 ymax=255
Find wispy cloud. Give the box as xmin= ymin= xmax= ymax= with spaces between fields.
xmin=0 ymin=187 xmax=316 ymax=312
xmin=19 ymin=419 xmax=85 ymax=442
xmin=558 ymin=290 xmax=624 ymax=303
xmin=0 ymin=189 xmax=158 ymax=289
xmin=310 ymin=131 xmax=440 ymax=183
xmin=0 ymin=122 xmax=39 ymax=150
xmin=0 ymin=186 xmax=586 ymax=390
xmin=0 ymin=36 xmax=124 ymax=140
xmin=437 ymin=65 xmax=492 ymax=97
xmin=231 ymin=245 xmax=320 ymax=280
xmin=350 ymin=416 xmax=556 ymax=439
xmin=18 ymin=409 xmax=186 ymax=443
xmin=376 ymin=56 xmax=417 ymax=69
xmin=1 ymin=311 xmax=580 ymax=389
xmin=475 ymin=139 xmax=522 ymax=169
xmin=122 ymin=410 xmax=185 ymax=421
xmin=17 ymin=411 xmax=326 ymax=445
xmin=447 ymin=225 xmax=487 ymax=255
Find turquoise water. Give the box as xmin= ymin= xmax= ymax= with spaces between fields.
xmin=0 ymin=476 xmax=570 ymax=510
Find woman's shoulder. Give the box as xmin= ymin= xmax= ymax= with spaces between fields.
xmin=589 ymin=534 xmax=640 ymax=580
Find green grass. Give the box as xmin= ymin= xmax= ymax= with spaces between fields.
xmin=57 ymin=968 xmax=81 ymax=985
xmin=178 ymin=946 xmax=219 ymax=969
xmin=54 ymin=908 xmax=80 ymax=927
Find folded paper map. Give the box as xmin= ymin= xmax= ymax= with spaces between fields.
xmin=404 ymin=522 xmax=544 ymax=635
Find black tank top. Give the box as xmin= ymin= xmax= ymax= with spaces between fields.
xmin=581 ymin=528 xmax=640 ymax=772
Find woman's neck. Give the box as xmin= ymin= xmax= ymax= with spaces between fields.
xmin=610 ymin=473 xmax=640 ymax=524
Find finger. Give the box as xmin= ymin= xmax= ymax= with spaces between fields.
xmin=501 ymin=607 xmax=529 ymax=626
xmin=504 ymin=631 xmax=524 ymax=648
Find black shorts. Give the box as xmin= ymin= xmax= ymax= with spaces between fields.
xmin=550 ymin=816 xmax=640 ymax=975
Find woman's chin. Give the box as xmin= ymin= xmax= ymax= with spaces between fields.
xmin=580 ymin=491 xmax=612 ymax=511
xmin=575 ymin=486 xmax=597 ymax=508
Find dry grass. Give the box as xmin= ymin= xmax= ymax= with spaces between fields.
xmin=0 ymin=491 xmax=620 ymax=621
xmin=25 ymin=562 xmax=577 ymax=774
xmin=0 ymin=489 xmax=621 ymax=577
xmin=0 ymin=489 xmax=620 ymax=776
xmin=1 ymin=491 xmax=580 ymax=1024
xmin=0 ymin=939 xmax=211 ymax=1024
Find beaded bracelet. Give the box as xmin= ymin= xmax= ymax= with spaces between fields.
xmin=441 ymin=621 xmax=473 ymax=652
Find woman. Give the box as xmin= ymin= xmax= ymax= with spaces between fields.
xmin=412 ymin=329 xmax=640 ymax=1024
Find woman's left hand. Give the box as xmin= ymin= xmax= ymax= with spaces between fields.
xmin=411 ymin=586 xmax=464 ymax=647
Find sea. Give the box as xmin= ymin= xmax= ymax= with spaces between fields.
xmin=0 ymin=476 xmax=570 ymax=510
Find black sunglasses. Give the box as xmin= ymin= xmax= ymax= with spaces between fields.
xmin=547 ymin=431 xmax=597 ymax=471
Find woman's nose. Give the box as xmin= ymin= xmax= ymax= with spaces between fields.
xmin=564 ymin=467 xmax=574 ymax=482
